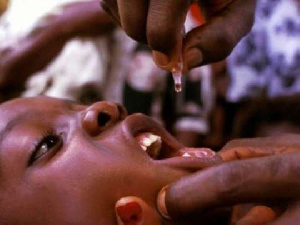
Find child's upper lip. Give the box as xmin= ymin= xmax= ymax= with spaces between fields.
xmin=122 ymin=114 xmax=222 ymax=170
xmin=122 ymin=113 xmax=183 ymax=154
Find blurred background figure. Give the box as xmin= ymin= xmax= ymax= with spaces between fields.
xmin=227 ymin=0 xmax=300 ymax=101
xmin=0 ymin=0 xmax=111 ymax=103
xmin=123 ymin=44 xmax=165 ymax=117
xmin=209 ymin=0 xmax=300 ymax=149
xmin=172 ymin=65 xmax=214 ymax=147
xmin=0 ymin=0 xmax=139 ymax=105
xmin=233 ymin=95 xmax=300 ymax=139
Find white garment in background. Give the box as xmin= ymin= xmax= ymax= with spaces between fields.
xmin=0 ymin=0 xmax=136 ymax=103
xmin=227 ymin=0 xmax=300 ymax=102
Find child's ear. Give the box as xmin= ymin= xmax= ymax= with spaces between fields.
xmin=115 ymin=196 xmax=162 ymax=225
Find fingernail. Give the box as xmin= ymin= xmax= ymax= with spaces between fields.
xmin=152 ymin=51 xmax=170 ymax=67
xmin=156 ymin=185 xmax=171 ymax=220
xmin=116 ymin=202 xmax=143 ymax=225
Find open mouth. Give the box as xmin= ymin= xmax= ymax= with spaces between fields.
xmin=123 ymin=114 xmax=221 ymax=170
xmin=135 ymin=132 xmax=217 ymax=160
xmin=135 ymin=132 xmax=163 ymax=159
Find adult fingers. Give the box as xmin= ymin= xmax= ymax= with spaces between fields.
xmin=101 ymin=0 xmax=191 ymax=71
xmin=158 ymin=152 xmax=300 ymax=219
xmin=219 ymin=146 xmax=299 ymax=162
xmin=183 ymin=0 xmax=256 ymax=69
xmin=268 ymin=202 xmax=300 ymax=225
xmin=148 ymin=0 xmax=190 ymax=71
xmin=219 ymin=146 xmax=276 ymax=162
xmin=221 ymin=135 xmax=300 ymax=151
xmin=235 ymin=206 xmax=277 ymax=225
xmin=219 ymin=135 xmax=300 ymax=161
xmin=116 ymin=0 xmax=148 ymax=42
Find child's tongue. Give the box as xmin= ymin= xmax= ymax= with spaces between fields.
xmin=178 ymin=147 xmax=216 ymax=158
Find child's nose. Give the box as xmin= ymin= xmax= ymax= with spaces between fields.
xmin=81 ymin=101 xmax=127 ymax=136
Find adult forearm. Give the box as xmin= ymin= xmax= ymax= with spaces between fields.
xmin=0 ymin=0 xmax=115 ymax=89
xmin=0 ymin=28 xmax=69 ymax=89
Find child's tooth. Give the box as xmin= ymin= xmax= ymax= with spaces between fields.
xmin=142 ymin=137 xmax=153 ymax=147
xmin=149 ymin=134 xmax=160 ymax=142
xmin=140 ymin=145 xmax=147 ymax=151
xmin=182 ymin=152 xmax=192 ymax=157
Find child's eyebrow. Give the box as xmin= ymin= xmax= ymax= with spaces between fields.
xmin=0 ymin=111 xmax=33 ymax=149
xmin=63 ymin=99 xmax=81 ymax=110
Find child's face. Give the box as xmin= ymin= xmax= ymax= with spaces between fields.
xmin=0 ymin=97 xmax=217 ymax=224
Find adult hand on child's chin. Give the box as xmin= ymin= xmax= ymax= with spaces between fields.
xmin=100 ymin=0 xmax=256 ymax=72
xmin=156 ymin=134 xmax=300 ymax=225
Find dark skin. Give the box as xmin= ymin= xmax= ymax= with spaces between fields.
xmin=0 ymin=96 xmax=221 ymax=225
xmin=160 ymin=135 xmax=300 ymax=224
xmin=0 ymin=0 xmax=115 ymax=100
xmin=1 ymin=97 xmax=298 ymax=225
xmin=0 ymin=0 xmax=8 ymax=16
xmin=2 ymin=1 xmax=298 ymax=223
xmin=0 ymin=0 xmax=256 ymax=97
xmin=100 ymin=0 xmax=256 ymax=72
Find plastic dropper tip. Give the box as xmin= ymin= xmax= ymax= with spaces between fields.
xmin=172 ymin=71 xmax=182 ymax=93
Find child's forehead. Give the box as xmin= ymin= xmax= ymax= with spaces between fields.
xmin=1 ymin=96 xmax=52 ymax=108
xmin=0 ymin=99 xmax=41 ymax=121
xmin=0 ymin=97 xmax=75 ymax=127
xmin=1 ymin=97 xmax=76 ymax=112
